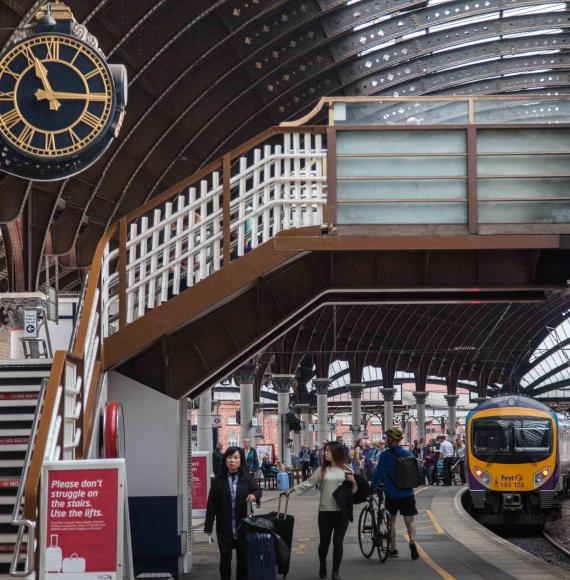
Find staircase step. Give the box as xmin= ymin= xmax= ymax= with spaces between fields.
xmin=0 ymin=437 xmax=29 ymax=451
xmin=0 ymin=408 xmax=37 ymax=421
xmin=0 ymin=430 xmax=30 ymax=438
xmin=0 ymin=460 xmax=24 ymax=469
xmin=0 ymin=481 xmax=19 ymax=492
xmin=0 ymin=386 xmax=40 ymax=394
xmin=0 ymin=422 xmax=33 ymax=432
xmin=0 ymin=469 xmax=21 ymax=480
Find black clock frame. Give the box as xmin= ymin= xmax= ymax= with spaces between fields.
xmin=0 ymin=32 xmax=127 ymax=181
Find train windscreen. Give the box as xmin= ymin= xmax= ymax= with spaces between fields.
xmin=472 ymin=417 xmax=552 ymax=463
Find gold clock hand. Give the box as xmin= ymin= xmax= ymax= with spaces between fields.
xmin=36 ymin=90 xmax=109 ymax=102
xmin=33 ymin=57 xmax=61 ymax=111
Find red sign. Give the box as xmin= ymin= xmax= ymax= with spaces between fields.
xmin=0 ymin=392 xmax=37 ymax=400
xmin=192 ymin=455 xmax=209 ymax=515
xmin=43 ymin=468 xmax=119 ymax=577
xmin=0 ymin=436 xmax=29 ymax=445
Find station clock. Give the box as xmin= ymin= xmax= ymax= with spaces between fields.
xmin=0 ymin=2 xmax=127 ymax=181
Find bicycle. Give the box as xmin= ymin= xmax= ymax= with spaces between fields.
xmin=358 ymin=486 xmax=391 ymax=563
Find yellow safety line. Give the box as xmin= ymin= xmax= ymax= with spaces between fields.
xmin=405 ymin=534 xmax=456 ymax=580
xmin=426 ymin=509 xmax=446 ymax=534
xmin=415 ymin=486 xmax=429 ymax=495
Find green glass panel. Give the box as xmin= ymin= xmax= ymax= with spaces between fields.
xmin=337 ymin=179 xmax=467 ymax=201
xmin=338 ymin=156 xmax=466 ymax=178
xmin=477 ymin=129 xmax=570 ymax=154
xmin=479 ymin=201 xmax=570 ymax=224
xmin=478 ymin=155 xmax=570 ymax=177
xmin=336 ymin=130 xmax=466 ymax=155
xmin=337 ymin=202 xmax=467 ymax=225
xmin=479 ymin=177 xmax=570 ymax=199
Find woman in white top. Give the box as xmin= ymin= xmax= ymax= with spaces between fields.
xmin=285 ymin=441 xmax=357 ymax=580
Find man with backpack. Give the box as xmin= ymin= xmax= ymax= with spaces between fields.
xmin=372 ymin=427 xmax=419 ymax=561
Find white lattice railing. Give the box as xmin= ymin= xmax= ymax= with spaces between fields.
xmin=99 ymin=129 xmax=327 ymax=334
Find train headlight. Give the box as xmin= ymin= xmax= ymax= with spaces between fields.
xmin=534 ymin=466 xmax=551 ymax=487
xmin=473 ymin=466 xmax=490 ymax=486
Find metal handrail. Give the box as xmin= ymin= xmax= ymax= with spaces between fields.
xmin=10 ymin=378 xmax=47 ymax=576
xmin=68 ymin=273 xmax=89 ymax=351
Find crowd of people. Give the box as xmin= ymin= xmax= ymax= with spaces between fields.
xmin=205 ymin=431 xmax=466 ymax=579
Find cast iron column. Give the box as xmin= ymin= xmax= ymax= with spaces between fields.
xmin=314 ymin=378 xmax=330 ymax=447
xmin=235 ymin=365 xmax=256 ymax=448
xmin=349 ymin=384 xmax=365 ymax=441
xmin=413 ymin=392 xmax=429 ymax=442
xmin=297 ymin=403 xmax=312 ymax=446
xmin=382 ymin=388 xmax=396 ymax=432
xmin=273 ymin=374 xmax=294 ymax=467
xmin=445 ymin=395 xmax=459 ymax=438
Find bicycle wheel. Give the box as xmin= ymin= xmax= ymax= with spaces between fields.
xmin=358 ymin=505 xmax=375 ymax=558
xmin=376 ymin=508 xmax=391 ymax=563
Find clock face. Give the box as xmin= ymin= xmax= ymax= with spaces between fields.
xmin=0 ymin=34 xmax=114 ymax=158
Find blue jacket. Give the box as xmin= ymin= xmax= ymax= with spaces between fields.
xmin=372 ymin=445 xmax=414 ymax=499
xmin=299 ymin=449 xmax=311 ymax=463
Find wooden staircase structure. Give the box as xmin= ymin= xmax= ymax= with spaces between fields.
xmin=10 ymin=95 xmax=570 ymax=575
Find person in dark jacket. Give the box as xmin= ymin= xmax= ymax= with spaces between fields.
xmin=204 ymin=446 xmax=262 ymax=580
xmin=212 ymin=441 xmax=224 ymax=476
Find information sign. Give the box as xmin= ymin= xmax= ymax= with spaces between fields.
xmin=191 ymin=452 xmax=210 ymax=517
xmin=252 ymin=425 xmax=263 ymax=438
xmin=211 ymin=415 xmax=222 ymax=428
xmin=24 ymin=309 xmax=37 ymax=337
xmin=40 ymin=459 xmax=132 ymax=579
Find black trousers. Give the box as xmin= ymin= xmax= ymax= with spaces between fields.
xmin=318 ymin=511 xmax=350 ymax=574
xmin=301 ymin=461 xmax=311 ymax=481
xmin=218 ymin=538 xmax=246 ymax=580
xmin=443 ymin=457 xmax=454 ymax=486
xmin=459 ymin=460 xmax=466 ymax=484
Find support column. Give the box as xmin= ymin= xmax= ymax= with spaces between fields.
xmin=297 ymin=404 xmax=312 ymax=446
xmin=314 ymin=379 xmax=330 ymax=448
xmin=272 ymin=374 xmax=295 ymax=467
xmin=382 ymin=388 xmax=396 ymax=432
xmin=445 ymin=395 xmax=459 ymax=438
xmin=348 ymin=384 xmax=365 ymax=441
xmin=413 ymin=392 xmax=429 ymax=442
xmin=196 ymin=387 xmax=213 ymax=453
xmin=234 ymin=365 xmax=256 ymax=447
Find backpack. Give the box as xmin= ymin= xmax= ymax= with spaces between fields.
xmin=389 ymin=448 xmax=423 ymax=489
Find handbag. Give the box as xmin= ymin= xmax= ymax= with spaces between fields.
xmin=353 ymin=473 xmax=370 ymax=504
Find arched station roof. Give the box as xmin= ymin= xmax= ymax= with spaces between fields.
xmin=2 ymin=0 xmax=570 ymax=292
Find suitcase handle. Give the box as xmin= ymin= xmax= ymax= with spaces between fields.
xmin=277 ymin=492 xmax=289 ymax=518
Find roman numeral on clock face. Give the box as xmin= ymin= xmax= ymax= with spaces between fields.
xmin=45 ymin=40 xmax=60 ymax=61
xmin=81 ymin=110 xmax=102 ymax=130
xmin=0 ymin=91 xmax=14 ymax=101
xmin=45 ymin=132 xmax=56 ymax=151
xmin=1 ymin=109 xmax=20 ymax=129
xmin=19 ymin=125 xmax=35 ymax=145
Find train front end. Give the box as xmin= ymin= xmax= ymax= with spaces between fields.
xmin=466 ymin=396 xmax=558 ymax=525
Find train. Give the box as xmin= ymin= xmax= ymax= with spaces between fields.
xmin=465 ymin=395 xmax=570 ymax=525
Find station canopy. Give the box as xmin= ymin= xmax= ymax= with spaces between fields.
xmin=2 ymin=1 xmax=570 ymax=399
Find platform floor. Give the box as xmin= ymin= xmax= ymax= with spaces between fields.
xmin=184 ymin=486 xmax=567 ymax=579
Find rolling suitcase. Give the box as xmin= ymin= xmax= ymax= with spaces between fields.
xmin=258 ymin=493 xmax=294 ymax=577
xmin=246 ymin=532 xmax=276 ymax=580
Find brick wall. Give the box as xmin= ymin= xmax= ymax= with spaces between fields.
xmin=191 ymin=399 xmax=465 ymax=453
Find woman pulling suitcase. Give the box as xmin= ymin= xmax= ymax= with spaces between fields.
xmin=204 ymin=446 xmax=262 ymax=580
xmin=284 ymin=441 xmax=358 ymax=580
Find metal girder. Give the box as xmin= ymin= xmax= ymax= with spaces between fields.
xmin=525 ymin=359 xmax=570 ymax=391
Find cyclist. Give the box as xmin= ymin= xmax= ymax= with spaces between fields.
xmin=372 ymin=427 xmax=419 ymax=560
